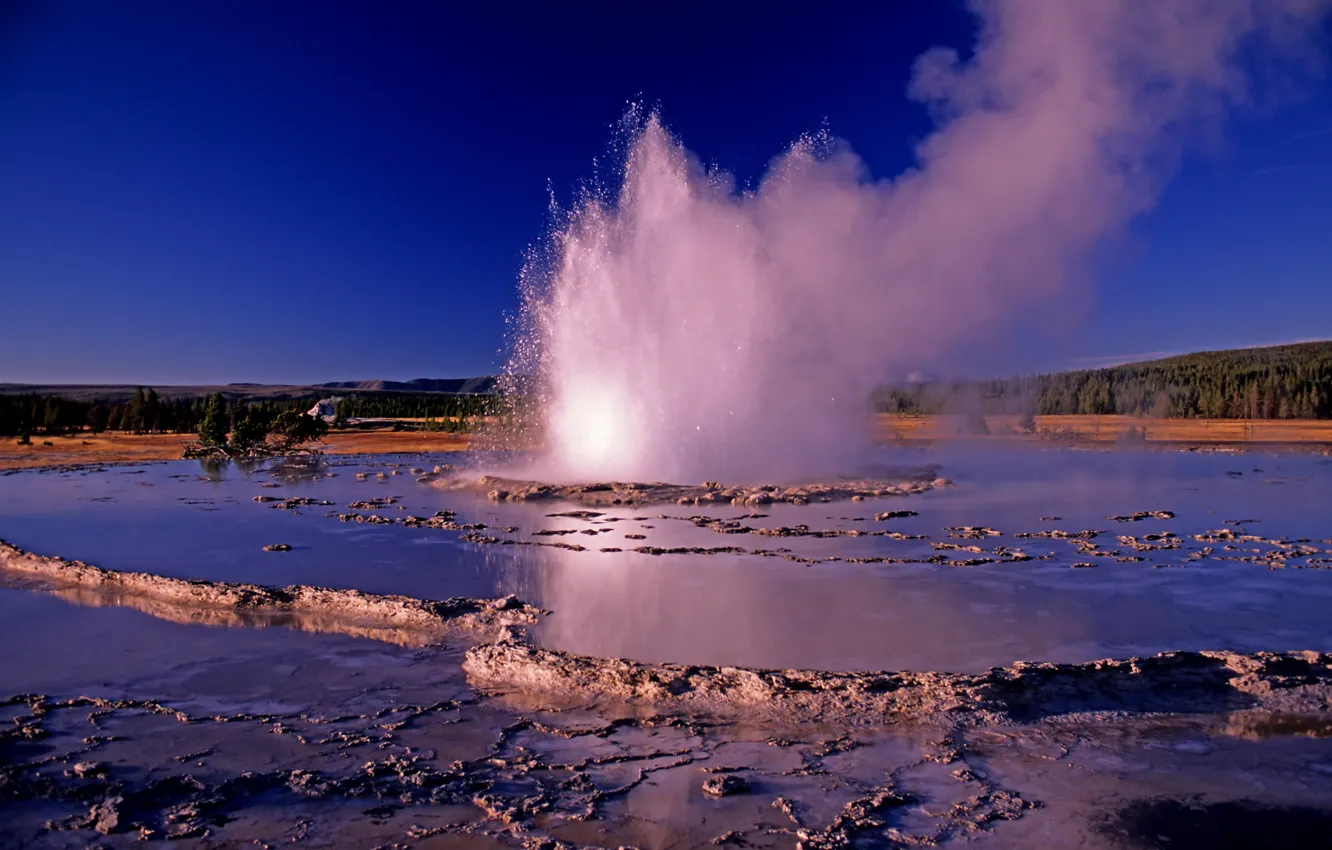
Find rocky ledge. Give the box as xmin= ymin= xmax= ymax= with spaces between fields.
xmin=436 ymin=469 xmax=952 ymax=507
xmin=0 ymin=539 xmax=542 ymax=640
xmin=465 ymin=629 xmax=1332 ymax=727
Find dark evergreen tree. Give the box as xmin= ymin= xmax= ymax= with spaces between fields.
xmin=86 ymin=402 xmax=110 ymax=433
xmin=270 ymin=410 xmax=328 ymax=450
xmin=197 ymin=393 xmax=229 ymax=447
xmin=145 ymin=388 xmax=161 ymax=433
xmin=229 ymin=409 xmax=268 ymax=453
xmin=126 ymin=387 xmax=146 ymax=433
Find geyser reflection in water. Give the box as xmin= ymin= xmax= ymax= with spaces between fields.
xmin=481 ymin=448 xmax=1332 ymax=673
xmin=508 ymin=0 xmax=1330 ymax=484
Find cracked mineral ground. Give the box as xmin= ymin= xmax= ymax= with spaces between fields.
xmin=3 ymin=447 xmax=1332 ymax=848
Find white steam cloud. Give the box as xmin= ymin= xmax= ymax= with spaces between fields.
xmin=510 ymin=0 xmax=1329 ymax=483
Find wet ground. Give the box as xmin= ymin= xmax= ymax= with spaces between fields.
xmin=2 ymin=447 xmax=1331 ymax=847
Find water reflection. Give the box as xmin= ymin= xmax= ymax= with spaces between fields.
xmin=2 ymin=450 xmax=1332 ymax=674
xmin=1220 ymin=710 xmax=1332 ymax=740
xmin=46 ymin=585 xmax=444 ymax=647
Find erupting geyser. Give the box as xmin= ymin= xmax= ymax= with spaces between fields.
xmin=509 ymin=0 xmax=1329 ymax=484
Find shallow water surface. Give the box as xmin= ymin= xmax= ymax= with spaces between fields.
xmin=1 ymin=448 xmax=1330 ymax=675
xmin=3 ymin=448 xmax=1332 ymax=848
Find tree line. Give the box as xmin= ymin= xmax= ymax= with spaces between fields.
xmin=876 ymin=341 xmax=1332 ymax=420
xmin=331 ymin=394 xmax=495 ymax=420
xmin=0 ymin=389 xmax=500 ymax=437
xmin=0 ymin=388 xmax=206 ymax=436
xmin=6 ymin=341 xmax=1330 ymax=437
xmin=186 ymin=393 xmax=329 ymax=458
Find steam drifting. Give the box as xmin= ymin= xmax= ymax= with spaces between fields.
xmin=511 ymin=0 xmax=1329 ymax=483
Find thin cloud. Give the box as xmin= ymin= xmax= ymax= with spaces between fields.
xmin=1075 ymin=337 xmax=1331 ymax=371
xmin=1073 ymin=351 xmax=1181 ymax=369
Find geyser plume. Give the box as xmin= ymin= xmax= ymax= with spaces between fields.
xmin=511 ymin=0 xmax=1328 ymax=484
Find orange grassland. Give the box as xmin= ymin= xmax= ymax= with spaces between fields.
xmin=877 ymin=414 xmax=1332 ymax=444
xmin=0 ymin=429 xmax=472 ymax=471
xmin=4 ymin=415 xmax=1332 ymax=471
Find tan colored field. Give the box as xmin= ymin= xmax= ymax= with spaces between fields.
xmin=3 ymin=415 xmax=1330 ymax=471
xmin=320 ymin=429 xmax=470 ymax=455
xmin=877 ymin=414 xmax=1332 ymax=444
xmin=0 ymin=430 xmax=471 ymax=471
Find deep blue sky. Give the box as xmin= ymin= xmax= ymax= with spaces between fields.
xmin=1 ymin=1 xmax=1329 ymax=384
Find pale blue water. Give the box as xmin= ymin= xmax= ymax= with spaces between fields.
xmin=1 ymin=447 xmax=1330 ymax=687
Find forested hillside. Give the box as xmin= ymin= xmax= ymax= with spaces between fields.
xmin=875 ymin=341 xmax=1332 ymax=419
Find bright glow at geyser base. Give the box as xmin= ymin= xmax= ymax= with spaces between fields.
xmin=547 ymin=377 xmax=648 ymax=483
xmin=507 ymin=0 xmax=1329 ymax=485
